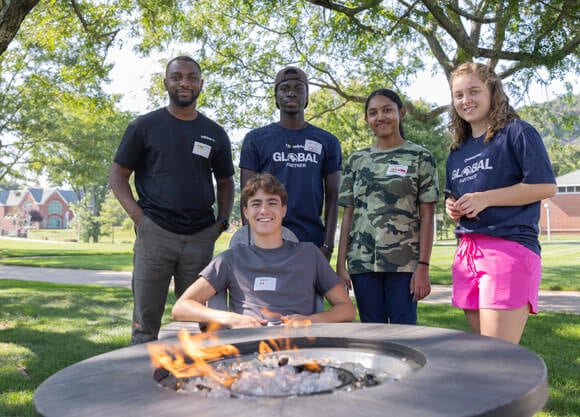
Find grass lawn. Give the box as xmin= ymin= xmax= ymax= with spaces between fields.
xmin=0 ymin=280 xmax=578 ymax=417
xmin=2 ymin=231 xmax=579 ymax=290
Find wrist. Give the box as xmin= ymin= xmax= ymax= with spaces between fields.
xmin=216 ymin=217 xmax=229 ymax=231
xmin=417 ymin=260 xmax=430 ymax=266
xmin=321 ymin=243 xmax=334 ymax=252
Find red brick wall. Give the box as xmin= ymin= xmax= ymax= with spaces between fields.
xmin=540 ymin=195 xmax=580 ymax=232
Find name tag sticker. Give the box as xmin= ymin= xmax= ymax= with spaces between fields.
xmin=254 ymin=277 xmax=277 ymax=291
xmin=192 ymin=141 xmax=211 ymax=158
xmin=387 ymin=164 xmax=408 ymax=176
xmin=304 ymin=139 xmax=322 ymax=155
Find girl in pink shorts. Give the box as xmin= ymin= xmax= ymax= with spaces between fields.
xmin=445 ymin=63 xmax=556 ymax=344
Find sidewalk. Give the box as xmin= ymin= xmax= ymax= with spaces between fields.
xmin=1 ymin=265 xmax=579 ymax=314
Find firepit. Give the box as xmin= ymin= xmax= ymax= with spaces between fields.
xmin=34 ymin=323 xmax=548 ymax=417
xmin=152 ymin=336 xmax=424 ymax=397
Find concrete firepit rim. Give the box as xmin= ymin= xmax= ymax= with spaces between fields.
xmin=34 ymin=323 xmax=548 ymax=417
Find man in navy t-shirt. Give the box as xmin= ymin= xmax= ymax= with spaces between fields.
xmin=239 ymin=66 xmax=342 ymax=260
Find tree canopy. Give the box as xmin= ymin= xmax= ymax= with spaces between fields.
xmin=0 ymin=0 xmax=578 ymax=185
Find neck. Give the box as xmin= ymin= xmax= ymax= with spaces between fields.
xmin=470 ymin=121 xmax=488 ymax=138
xmin=252 ymin=232 xmax=284 ymax=249
xmin=279 ymin=113 xmax=307 ymax=130
xmin=167 ymin=103 xmax=198 ymax=121
xmin=471 ymin=128 xmax=487 ymax=138
xmin=375 ymin=134 xmax=405 ymax=149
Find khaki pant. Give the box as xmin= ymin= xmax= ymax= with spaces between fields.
xmin=130 ymin=216 xmax=220 ymax=344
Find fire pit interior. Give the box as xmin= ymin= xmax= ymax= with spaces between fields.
xmin=34 ymin=323 xmax=549 ymax=417
xmin=152 ymin=336 xmax=425 ymax=398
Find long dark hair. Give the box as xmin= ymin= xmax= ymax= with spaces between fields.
xmin=364 ymin=88 xmax=406 ymax=138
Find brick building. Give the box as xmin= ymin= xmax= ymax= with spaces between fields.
xmin=540 ymin=169 xmax=580 ymax=234
xmin=0 ymin=188 xmax=79 ymax=236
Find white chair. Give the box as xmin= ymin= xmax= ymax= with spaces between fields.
xmin=207 ymin=225 xmax=324 ymax=312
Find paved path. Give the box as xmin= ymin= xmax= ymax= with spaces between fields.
xmin=1 ymin=265 xmax=579 ymax=314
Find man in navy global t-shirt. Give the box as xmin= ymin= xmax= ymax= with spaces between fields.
xmin=239 ymin=66 xmax=342 ymax=260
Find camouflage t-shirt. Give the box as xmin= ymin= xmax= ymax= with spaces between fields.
xmin=338 ymin=141 xmax=439 ymax=273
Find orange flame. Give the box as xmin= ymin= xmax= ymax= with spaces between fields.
xmin=147 ymin=327 xmax=240 ymax=387
xmin=148 ymin=319 xmax=318 ymax=390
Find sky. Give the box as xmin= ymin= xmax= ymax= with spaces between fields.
xmin=103 ymin=42 xmax=579 ymax=118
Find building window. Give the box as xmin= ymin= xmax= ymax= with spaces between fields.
xmin=48 ymin=201 xmax=62 ymax=215
xmin=557 ymin=186 xmax=580 ymax=194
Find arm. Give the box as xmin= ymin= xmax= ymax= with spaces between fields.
xmin=108 ymin=162 xmax=144 ymax=225
xmin=410 ymin=202 xmax=435 ymax=301
xmin=172 ymin=277 xmax=267 ymax=328
xmin=320 ymin=171 xmax=340 ymax=260
xmin=215 ymin=176 xmax=235 ymax=231
xmin=336 ymin=206 xmax=353 ymax=290
xmin=455 ymin=183 xmax=557 ymax=219
xmin=239 ymin=168 xmax=257 ymax=225
xmin=283 ymin=283 xmax=356 ymax=324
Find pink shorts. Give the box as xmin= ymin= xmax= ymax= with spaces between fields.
xmin=451 ymin=234 xmax=541 ymax=314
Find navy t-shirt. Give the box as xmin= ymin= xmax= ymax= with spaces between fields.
xmin=239 ymin=123 xmax=342 ymax=245
xmin=445 ymin=119 xmax=555 ymax=255
xmin=114 ymin=108 xmax=234 ymax=234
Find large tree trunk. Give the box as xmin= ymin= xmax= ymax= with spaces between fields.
xmin=0 ymin=0 xmax=40 ymax=56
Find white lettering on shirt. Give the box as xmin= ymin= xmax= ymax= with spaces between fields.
xmin=452 ymin=158 xmax=493 ymax=181
xmin=272 ymin=152 xmax=319 ymax=164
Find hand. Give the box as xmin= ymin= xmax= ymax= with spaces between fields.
xmin=445 ymin=196 xmax=462 ymax=221
xmin=225 ymin=313 xmax=267 ymax=329
xmin=281 ymin=314 xmax=312 ymax=326
xmin=337 ymin=268 xmax=352 ymax=291
xmin=456 ymin=192 xmax=484 ymax=220
xmin=410 ymin=268 xmax=431 ymax=302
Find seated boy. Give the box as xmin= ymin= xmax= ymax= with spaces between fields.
xmin=172 ymin=173 xmax=355 ymax=328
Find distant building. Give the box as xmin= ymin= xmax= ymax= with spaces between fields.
xmin=540 ymin=169 xmax=580 ymax=234
xmin=0 ymin=188 xmax=80 ymax=236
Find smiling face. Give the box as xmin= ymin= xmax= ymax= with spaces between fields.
xmin=365 ymin=94 xmax=404 ymax=139
xmin=164 ymin=59 xmax=203 ymax=107
xmin=451 ymin=73 xmax=491 ymax=136
xmin=243 ymin=190 xmax=287 ymax=237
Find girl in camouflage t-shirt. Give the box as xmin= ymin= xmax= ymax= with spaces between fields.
xmin=337 ymin=89 xmax=439 ymax=324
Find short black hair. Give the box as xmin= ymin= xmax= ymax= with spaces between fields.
xmin=165 ymin=56 xmax=202 ymax=75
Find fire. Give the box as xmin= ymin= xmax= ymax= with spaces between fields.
xmin=147 ymin=323 xmax=240 ymax=387
xmin=148 ymin=319 xmax=322 ymax=390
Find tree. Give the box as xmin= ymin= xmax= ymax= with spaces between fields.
xmin=1 ymin=1 xmax=578 ymax=190
xmin=129 ymin=0 xmax=578 ymax=129
xmin=28 ymin=209 xmax=43 ymax=225
xmin=0 ymin=0 xmax=39 ymax=55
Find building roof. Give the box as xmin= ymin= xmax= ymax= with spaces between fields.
xmin=556 ymin=169 xmax=580 ymax=186
xmin=0 ymin=187 xmax=80 ymax=206
xmin=28 ymin=187 xmax=45 ymax=203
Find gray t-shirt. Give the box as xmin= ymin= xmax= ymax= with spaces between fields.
xmin=200 ymin=241 xmax=340 ymax=318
